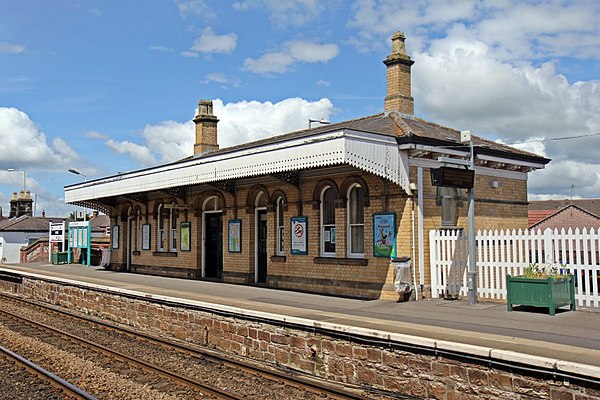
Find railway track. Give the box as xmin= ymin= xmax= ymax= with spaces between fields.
xmin=0 ymin=292 xmax=392 ymax=399
xmin=0 ymin=342 xmax=96 ymax=399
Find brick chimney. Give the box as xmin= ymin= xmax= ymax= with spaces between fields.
xmin=383 ymin=32 xmax=414 ymax=115
xmin=193 ymin=100 xmax=219 ymax=156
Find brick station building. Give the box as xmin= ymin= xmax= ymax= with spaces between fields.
xmin=64 ymin=32 xmax=549 ymax=300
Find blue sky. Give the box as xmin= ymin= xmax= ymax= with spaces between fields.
xmin=1 ymin=0 xmax=599 ymax=216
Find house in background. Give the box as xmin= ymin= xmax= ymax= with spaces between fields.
xmin=529 ymin=200 xmax=600 ymax=231
xmin=0 ymin=202 xmax=111 ymax=264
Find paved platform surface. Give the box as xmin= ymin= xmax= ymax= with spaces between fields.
xmin=3 ymin=263 xmax=600 ymax=370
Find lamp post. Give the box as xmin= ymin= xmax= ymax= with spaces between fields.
xmin=68 ymin=168 xmax=87 ymax=220
xmin=7 ymin=168 xmax=26 ymax=191
xmin=461 ymin=131 xmax=478 ymax=305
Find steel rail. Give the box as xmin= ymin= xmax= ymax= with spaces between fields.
xmin=0 ymin=293 xmax=372 ymax=400
xmin=0 ymin=307 xmax=244 ymax=400
xmin=0 ymin=343 xmax=97 ymax=400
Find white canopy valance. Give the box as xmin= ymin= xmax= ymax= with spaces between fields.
xmin=64 ymin=129 xmax=410 ymax=204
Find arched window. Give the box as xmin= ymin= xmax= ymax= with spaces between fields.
xmin=157 ymin=203 xmax=177 ymax=252
xmin=135 ymin=209 xmax=141 ymax=252
xmin=276 ymin=197 xmax=285 ymax=256
xmin=347 ymin=183 xmax=365 ymax=256
xmin=169 ymin=208 xmax=177 ymax=252
xmin=157 ymin=204 xmax=165 ymax=251
xmin=320 ymin=187 xmax=336 ymax=256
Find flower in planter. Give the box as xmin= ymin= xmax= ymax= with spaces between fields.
xmin=522 ymin=256 xmax=567 ymax=279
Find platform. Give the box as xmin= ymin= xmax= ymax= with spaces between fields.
xmin=2 ymin=262 xmax=599 ymax=375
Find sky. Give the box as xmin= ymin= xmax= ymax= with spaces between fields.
xmin=1 ymin=0 xmax=599 ymax=217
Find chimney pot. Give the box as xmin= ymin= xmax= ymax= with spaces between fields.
xmin=383 ymin=31 xmax=414 ymax=115
xmin=193 ymin=99 xmax=220 ymax=156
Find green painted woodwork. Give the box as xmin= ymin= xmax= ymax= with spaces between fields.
xmin=506 ymin=275 xmax=576 ymax=316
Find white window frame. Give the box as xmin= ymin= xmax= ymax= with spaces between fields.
xmin=135 ymin=210 xmax=141 ymax=252
xmin=320 ymin=187 xmax=336 ymax=257
xmin=347 ymin=183 xmax=365 ymax=258
xmin=157 ymin=204 xmax=165 ymax=251
xmin=276 ymin=197 xmax=285 ymax=256
xmin=169 ymin=208 xmax=177 ymax=252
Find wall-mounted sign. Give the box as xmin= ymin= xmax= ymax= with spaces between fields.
xmin=430 ymin=166 xmax=474 ymax=189
xmin=142 ymin=224 xmax=151 ymax=250
xmin=291 ymin=216 xmax=308 ymax=255
xmin=228 ymin=219 xmax=241 ymax=253
xmin=373 ymin=213 xmax=396 ymax=258
xmin=180 ymin=222 xmax=191 ymax=251
xmin=112 ymin=225 xmax=119 ymax=249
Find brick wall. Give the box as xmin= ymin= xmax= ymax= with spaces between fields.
xmin=106 ymin=166 xmax=529 ymax=300
xmin=1 ymin=278 xmax=596 ymax=400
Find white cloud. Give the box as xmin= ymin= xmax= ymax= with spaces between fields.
xmin=201 ymin=72 xmax=238 ymax=86
xmin=84 ymin=130 xmax=109 ymax=140
xmin=315 ymin=79 xmax=331 ymax=87
xmin=150 ymin=45 xmax=174 ymax=52
xmin=180 ymin=50 xmax=199 ymax=58
xmin=0 ymin=107 xmax=75 ymax=169
xmin=105 ymin=139 xmax=157 ymax=166
xmin=52 ymin=138 xmax=81 ymax=161
xmin=175 ymin=0 xmax=215 ymax=20
xmin=288 ymin=41 xmax=339 ymax=63
xmin=244 ymin=40 xmax=339 ymax=74
xmin=0 ymin=42 xmax=26 ymax=54
xmin=244 ymin=52 xmax=295 ymax=74
xmin=190 ymin=27 xmax=237 ymax=55
xmin=102 ymin=98 xmax=334 ymax=165
xmin=233 ymin=0 xmax=324 ymax=28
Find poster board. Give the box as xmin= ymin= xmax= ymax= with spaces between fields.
xmin=180 ymin=222 xmax=191 ymax=251
xmin=290 ymin=216 xmax=308 ymax=255
xmin=142 ymin=224 xmax=151 ymax=250
xmin=373 ymin=213 xmax=396 ymax=258
xmin=228 ymin=219 xmax=241 ymax=253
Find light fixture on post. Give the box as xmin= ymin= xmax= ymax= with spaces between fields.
xmin=68 ymin=168 xmax=88 ymax=221
xmin=7 ymin=168 xmax=26 ymax=191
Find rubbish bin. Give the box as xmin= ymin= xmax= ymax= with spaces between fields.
xmin=391 ymin=256 xmax=412 ymax=302
xmin=100 ymin=249 xmax=111 ymax=269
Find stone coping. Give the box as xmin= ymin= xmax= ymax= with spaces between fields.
xmin=3 ymin=267 xmax=599 ymax=381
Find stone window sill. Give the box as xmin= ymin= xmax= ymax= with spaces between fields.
xmin=314 ymin=257 xmax=368 ymax=266
xmin=270 ymin=255 xmax=286 ymax=263
xmin=152 ymin=251 xmax=177 ymax=257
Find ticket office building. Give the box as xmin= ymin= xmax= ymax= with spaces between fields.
xmin=64 ymin=33 xmax=548 ymax=299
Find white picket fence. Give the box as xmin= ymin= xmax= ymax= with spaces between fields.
xmin=429 ymin=228 xmax=600 ymax=307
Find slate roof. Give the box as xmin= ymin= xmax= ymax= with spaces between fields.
xmin=529 ymin=199 xmax=600 ymax=219
xmin=187 ymin=112 xmax=550 ymax=166
xmin=529 ymin=204 xmax=600 ymax=230
xmin=0 ymin=216 xmax=67 ymax=232
xmin=0 ymin=215 xmax=109 ymax=233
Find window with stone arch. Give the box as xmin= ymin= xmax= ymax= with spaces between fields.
xmin=134 ymin=208 xmax=141 ymax=252
xmin=157 ymin=204 xmax=165 ymax=251
xmin=275 ymin=196 xmax=285 ymax=256
xmin=157 ymin=203 xmax=177 ymax=252
xmin=347 ymin=183 xmax=365 ymax=257
xmin=320 ymin=186 xmax=336 ymax=256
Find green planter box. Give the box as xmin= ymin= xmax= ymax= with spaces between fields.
xmin=506 ymin=274 xmax=576 ymax=316
xmin=51 ymin=251 xmax=72 ymax=265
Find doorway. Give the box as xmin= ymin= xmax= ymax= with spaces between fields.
xmin=256 ymin=209 xmax=267 ymax=284
xmin=204 ymin=212 xmax=223 ymax=279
